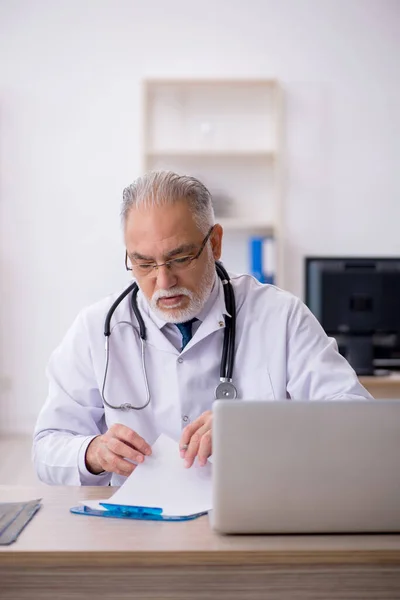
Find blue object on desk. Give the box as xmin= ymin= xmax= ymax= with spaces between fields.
xmin=99 ymin=502 xmax=163 ymax=515
xmin=70 ymin=505 xmax=207 ymax=522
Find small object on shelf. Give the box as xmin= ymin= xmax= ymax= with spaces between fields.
xmin=249 ymin=236 xmax=276 ymax=285
xmin=199 ymin=121 xmax=215 ymax=148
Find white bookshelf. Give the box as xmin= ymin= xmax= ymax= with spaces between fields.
xmin=141 ymin=78 xmax=284 ymax=285
xmin=145 ymin=150 xmax=276 ymax=158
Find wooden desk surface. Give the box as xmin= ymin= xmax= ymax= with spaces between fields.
xmin=1 ymin=485 xmax=400 ymax=568
xmin=360 ymin=374 xmax=400 ymax=386
xmin=2 ymin=485 xmax=400 ymax=600
xmin=359 ymin=374 xmax=400 ymax=398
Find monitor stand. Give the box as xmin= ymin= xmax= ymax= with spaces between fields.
xmin=343 ymin=335 xmax=374 ymax=376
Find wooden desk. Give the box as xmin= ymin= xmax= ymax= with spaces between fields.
xmin=360 ymin=374 xmax=400 ymax=399
xmin=1 ymin=486 xmax=400 ymax=600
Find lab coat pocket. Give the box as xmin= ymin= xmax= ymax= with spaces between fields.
xmin=234 ymin=343 xmax=277 ymax=401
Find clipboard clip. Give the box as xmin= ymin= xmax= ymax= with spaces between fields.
xmin=99 ymin=503 xmax=163 ymax=516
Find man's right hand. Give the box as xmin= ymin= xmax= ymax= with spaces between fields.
xmin=85 ymin=423 xmax=152 ymax=477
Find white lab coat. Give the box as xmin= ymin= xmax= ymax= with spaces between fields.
xmin=33 ymin=273 xmax=372 ymax=486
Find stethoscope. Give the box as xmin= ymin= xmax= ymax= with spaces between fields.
xmin=102 ymin=261 xmax=237 ymax=410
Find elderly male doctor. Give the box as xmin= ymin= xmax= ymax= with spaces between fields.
xmin=33 ymin=171 xmax=372 ymax=486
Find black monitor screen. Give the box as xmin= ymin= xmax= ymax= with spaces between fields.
xmin=305 ymin=258 xmax=400 ymax=374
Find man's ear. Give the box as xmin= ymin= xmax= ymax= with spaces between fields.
xmin=211 ymin=224 xmax=223 ymax=261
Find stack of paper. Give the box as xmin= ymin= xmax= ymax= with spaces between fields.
xmin=80 ymin=434 xmax=212 ymax=519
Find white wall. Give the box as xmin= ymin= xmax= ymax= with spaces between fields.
xmin=0 ymin=0 xmax=399 ymax=433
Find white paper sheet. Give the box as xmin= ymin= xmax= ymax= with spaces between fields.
xmin=81 ymin=434 xmax=212 ymax=517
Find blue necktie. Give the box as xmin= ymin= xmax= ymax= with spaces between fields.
xmin=176 ymin=318 xmax=197 ymax=351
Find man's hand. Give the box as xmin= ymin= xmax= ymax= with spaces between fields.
xmin=85 ymin=423 xmax=152 ymax=477
xmin=179 ymin=410 xmax=212 ymax=468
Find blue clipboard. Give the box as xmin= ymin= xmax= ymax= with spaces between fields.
xmin=70 ymin=504 xmax=207 ymax=522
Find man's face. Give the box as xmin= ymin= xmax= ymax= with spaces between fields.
xmin=124 ymin=200 xmax=223 ymax=323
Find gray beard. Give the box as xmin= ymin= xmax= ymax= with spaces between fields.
xmin=149 ymin=258 xmax=215 ymax=324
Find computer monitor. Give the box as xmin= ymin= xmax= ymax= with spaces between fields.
xmin=305 ymin=257 xmax=400 ymax=376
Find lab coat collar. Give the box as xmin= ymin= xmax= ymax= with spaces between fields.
xmin=137 ymin=274 xmax=229 ymax=330
xmin=187 ymin=276 xmax=230 ymax=352
xmin=136 ymin=274 xmax=230 ymax=353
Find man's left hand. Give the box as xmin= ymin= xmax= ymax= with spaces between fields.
xmin=179 ymin=410 xmax=212 ymax=468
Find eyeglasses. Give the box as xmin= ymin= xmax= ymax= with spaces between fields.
xmin=125 ymin=226 xmax=215 ymax=278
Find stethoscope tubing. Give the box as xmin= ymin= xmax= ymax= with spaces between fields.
xmin=102 ymin=261 xmax=236 ymax=409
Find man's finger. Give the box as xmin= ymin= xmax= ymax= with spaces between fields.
xmin=100 ymin=447 xmax=137 ymax=477
xmin=197 ymin=431 xmax=212 ymax=467
xmin=111 ymin=461 xmax=136 ymax=477
xmin=179 ymin=418 xmax=204 ymax=455
xmin=114 ymin=424 xmax=152 ymax=456
xmin=183 ymin=424 xmax=209 ymax=468
xmin=112 ymin=461 xmax=136 ymax=477
xmin=108 ymin=437 xmax=145 ymax=464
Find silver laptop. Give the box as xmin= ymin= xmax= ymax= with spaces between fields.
xmin=211 ymin=399 xmax=400 ymax=534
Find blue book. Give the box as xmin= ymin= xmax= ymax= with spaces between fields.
xmin=249 ymin=236 xmax=275 ymax=284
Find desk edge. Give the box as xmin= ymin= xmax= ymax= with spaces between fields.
xmin=1 ymin=549 xmax=400 ymax=568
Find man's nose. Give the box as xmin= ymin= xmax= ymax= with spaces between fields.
xmin=155 ymin=264 xmax=178 ymax=289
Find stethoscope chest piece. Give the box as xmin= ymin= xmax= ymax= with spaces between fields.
xmin=215 ymin=380 xmax=237 ymax=400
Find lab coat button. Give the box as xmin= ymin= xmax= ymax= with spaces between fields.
xmin=182 ymin=415 xmax=189 ymax=422
xmin=177 ymin=357 xmax=183 ymax=364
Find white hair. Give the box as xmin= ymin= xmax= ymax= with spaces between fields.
xmin=121 ymin=171 xmax=215 ymax=234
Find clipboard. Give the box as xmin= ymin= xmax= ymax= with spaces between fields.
xmin=70 ymin=435 xmax=212 ymax=522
